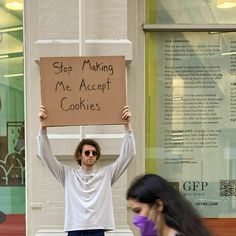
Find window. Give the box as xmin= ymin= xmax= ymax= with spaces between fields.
xmin=145 ymin=0 xmax=236 ymax=218
xmin=0 ymin=0 xmax=25 ymax=234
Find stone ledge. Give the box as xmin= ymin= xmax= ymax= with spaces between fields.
xmin=33 ymin=39 xmax=133 ymax=61
xmin=35 ymin=229 xmax=134 ymax=236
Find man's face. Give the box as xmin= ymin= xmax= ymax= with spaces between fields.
xmin=79 ymin=144 xmax=98 ymax=168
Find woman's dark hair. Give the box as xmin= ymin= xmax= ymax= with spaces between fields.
xmin=127 ymin=174 xmax=212 ymax=236
xmin=74 ymin=138 xmax=101 ymax=165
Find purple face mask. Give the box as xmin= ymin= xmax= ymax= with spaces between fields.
xmin=133 ymin=215 xmax=157 ymax=236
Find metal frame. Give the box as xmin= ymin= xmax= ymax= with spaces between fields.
xmin=143 ymin=24 xmax=236 ymax=32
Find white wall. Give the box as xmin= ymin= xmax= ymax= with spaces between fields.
xmin=25 ymin=0 xmax=145 ymax=236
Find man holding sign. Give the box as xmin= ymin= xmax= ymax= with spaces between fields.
xmin=37 ymin=105 xmax=136 ymax=236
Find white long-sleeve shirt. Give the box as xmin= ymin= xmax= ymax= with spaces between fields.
xmin=37 ymin=129 xmax=136 ymax=232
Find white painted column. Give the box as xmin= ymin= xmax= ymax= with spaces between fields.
xmin=25 ymin=1 xmax=136 ymax=236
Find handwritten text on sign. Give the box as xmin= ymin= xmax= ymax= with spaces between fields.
xmin=40 ymin=56 xmax=126 ymax=126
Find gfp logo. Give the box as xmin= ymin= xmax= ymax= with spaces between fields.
xmin=183 ymin=181 xmax=208 ymax=191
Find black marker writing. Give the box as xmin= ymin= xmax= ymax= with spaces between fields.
xmin=79 ymin=78 xmax=111 ymax=92
xmin=82 ymin=59 xmax=114 ymax=75
xmin=60 ymin=97 xmax=101 ymax=111
xmin=55 ymin=81 xmax=72 ymax=92
xmin=53 ymin=61 xmax=73 ymax=75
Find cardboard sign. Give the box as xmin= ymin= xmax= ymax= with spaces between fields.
xmin=40 ymin=56 xmax=126 ymax=126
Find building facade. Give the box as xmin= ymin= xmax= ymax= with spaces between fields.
xmin=0 ymin=0 xmax=236 ymax=235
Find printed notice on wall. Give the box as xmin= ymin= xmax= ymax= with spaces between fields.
xmin=40 ymin=56 xmax=126 ymax=126
xmin=153 ymin=32 xmax=236 ymax=217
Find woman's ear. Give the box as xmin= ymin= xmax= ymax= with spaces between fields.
xmin=155 ymin=199 xmax=164 ymax=212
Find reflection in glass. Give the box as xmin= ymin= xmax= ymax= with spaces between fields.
xmin=0 ymin=1 xmax=25 ymax=233
xmin=217 ymin=0 xmax=236 ymax=9
xmin=146 ymin=0 xmax=236 ymax=24
xmin=145 ymin=31 xmax=236 ymax=217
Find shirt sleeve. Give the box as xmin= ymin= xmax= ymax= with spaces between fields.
xmin=109 ymin=130 xmax=136 ymax=185
xmin=37 ymin=129 xmax=66 ymax=186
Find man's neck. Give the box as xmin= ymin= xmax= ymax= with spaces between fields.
xmin=81 ymin=165 xmax=93 ymax=172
